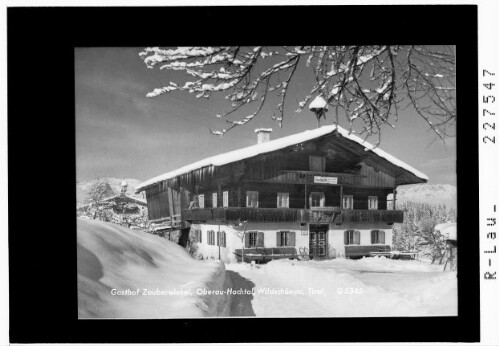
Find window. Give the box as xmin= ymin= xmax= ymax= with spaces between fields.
xmin=223 ymin=191 xmax=229 ymax=207
xmin=276 ymin=231 xmax=296 ymax=247
xmin=368 ymin=196 xmax=378 ymax=210
xmin=198 ymin=194 xmax=205 ymax=209
xmin=212 ymin=193 xmax=218 ymax=208
xmin=277 ymin=192 xmax=289 ymax=208
xmin=342 ymin=195 xmax=353 ymax=209
xmin=344 ymin=230 xmax=360 ymax=245
xmin=217 ymin=231 xmax=226 ymax=247
xmin=248 ymin=232 xmax=258 ymax=248
xmin=194 ymin=229 xmax=202 ymax=243
xmin=309 ymin=155 xmax=325 ymax=172
xmin=310 ymin=192 xmax=325 ymax=208
xmin=205 ymin=230 xmax=214 ymax=245
xmin=246 ymin=232 xmax=264 ymax=248
xmin=371 ymin=230 xmax=385 ymax=244
xmin=246 ymin=191 xmax=259 ymax=208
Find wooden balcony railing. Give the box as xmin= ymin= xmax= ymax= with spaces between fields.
xmin=149 ymin=214 xmax=182 ymax=229
xmin=182 ymin=207 xmax=312 ymax=223
xmin=269 ymin=170 xmax=363 ymax=186
xmin=339 ymin=209 xmax=403 ymax=223
xmin=181 ymin=207 xmax=403 ymax=224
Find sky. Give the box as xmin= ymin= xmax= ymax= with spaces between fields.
xmin=75 ymin=47 xmax=456 ymax=186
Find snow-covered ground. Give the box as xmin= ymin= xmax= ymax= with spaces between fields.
xmin=226 ymin=257 xmax=457 ymax=317
xmin=77 ymin=218 xmax=456 ymax=318
xmin=77 ymin=218 xmax=228 ymax=318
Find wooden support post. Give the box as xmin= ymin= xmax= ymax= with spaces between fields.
xmin=238 ymin=185 xmax=241 ymax=207
xmin=218 ymin=184 xmax=222 ymax=208
xmin=167 ymin=187 xmax=175 ymax=226
xmin=340 ymin=186 xmax=343 ymax=210
xmin=218 ymin=224 xmax=221 ymax=260
xmin=393 ymin=189 xmax=397 ymax=210
xmin=304 ymin=184 xmax=308 ymax=209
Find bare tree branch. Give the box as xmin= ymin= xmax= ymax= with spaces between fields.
xmin=139 ymin=45 xmax=456 ymax=142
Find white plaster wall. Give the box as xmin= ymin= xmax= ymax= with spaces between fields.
xmin=191 ymin=223 xmax=394 ymax=262
xmin=384 ymin=229 xmax=393 ymax=246
xmin=190 ymin=224 xmax=233 ymax=262
xmin=328 ymin=229 xmax=346 ymax=258
xmin=328 ymin=228 xmax=393 ymax=258
xmin=191 ymin=222 xmax=308 ymax=263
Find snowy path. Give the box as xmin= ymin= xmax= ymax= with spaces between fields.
xmin=225 ymin=270 xmax=256 ymax=316
xmin=225 ymin=258 xmax=457 ymax=317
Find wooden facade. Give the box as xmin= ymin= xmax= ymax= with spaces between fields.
xmin=137 ymin=128 xmax=426 ymax=232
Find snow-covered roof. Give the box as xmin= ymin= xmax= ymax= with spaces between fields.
xmin=254 ymin=128 xmax=273 ymax=133
xmin=309 ymin=96 xmax=328 ymax=110
xmin=136 ymin=124 xmax=428 ymax=191
xmin=101 ymin=194 xmax=147 ymax=206
xmin=435 ymin=222 xmax=457 ymax=241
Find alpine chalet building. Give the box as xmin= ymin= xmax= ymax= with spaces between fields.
xmin=135 ymin=125 xmax=428 ymax=262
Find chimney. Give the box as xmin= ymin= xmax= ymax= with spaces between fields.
xmin=255 ymin=128 xmax=272 ymax=144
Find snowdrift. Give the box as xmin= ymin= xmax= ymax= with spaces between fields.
xmin=227 ymin=258 xmax=456 ymax=317
xmin=435 ymin=222 xmax=457 ymax=240
xmin=77 ymin=218 xmax=228 ymax=318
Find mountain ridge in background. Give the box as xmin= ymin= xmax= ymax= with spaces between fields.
xmin=393 ymin=183 xmax=457 ymax=209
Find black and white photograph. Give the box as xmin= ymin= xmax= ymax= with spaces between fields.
xmin=76 ymin=45 xmax=458 ymax=318
xmin=6 ymin=4 xmax=488 ymax=344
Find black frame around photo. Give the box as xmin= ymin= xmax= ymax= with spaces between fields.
xmin=8 ymin=5 xmax=479 ymax=343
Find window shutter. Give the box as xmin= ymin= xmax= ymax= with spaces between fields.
xmin=217 ymin=231 xmax=220 ymax=246
xmin=344 ymin=231 xmax=348 ymax=245
xmin=276 ymin=232 xmax=281 ymax=247
xmin=290 ymin=232 xmax=296 ymax=247
xmin=199 ymin=230 xmax=202 ymax=243
xmin=354 ymin=231 xmax=360 ymax=245
xmin=257 ymin=232 xmax=265 ymax=247
xmin=244 ymin=233 xmax=250 ymax=248
xmin=380 ymin=230 xmax=385 ymax=244
xmin=371 ymin=231 xmax=375 ymax=244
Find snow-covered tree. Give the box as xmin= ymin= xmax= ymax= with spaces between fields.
xmin=139 ymin=46 xmax=455 ymax=145
xmin=393 ymin=202 xmax=455 ymax=263
xmin=79 ymin=179 xmax=114 ymax=220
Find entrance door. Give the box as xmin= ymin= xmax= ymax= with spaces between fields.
xmin=309 ymin=224 xmax=328 ymax=259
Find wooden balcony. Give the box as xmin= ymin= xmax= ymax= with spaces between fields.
xmin=268 ymin=170 xmax=363 ymax=186
xmin=182 ymin=207 xmax=316 ymax=223
xmin=181 ymin=207 xmax=403 ymax=224
xmin=338 ymin=209 xmax=403 ymax=223
xmin=149 ymin=214 xmax=182 ymax=229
